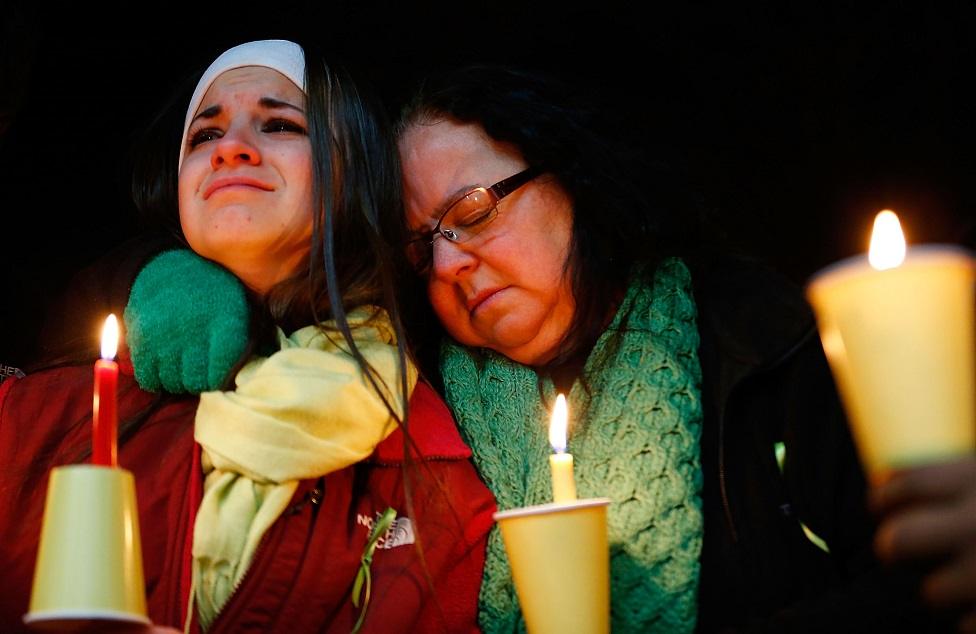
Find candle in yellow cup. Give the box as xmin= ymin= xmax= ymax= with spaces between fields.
xmin=806 ymin=210 xmax=976 ymax=485
xmin=549 ymin=393 xmax=577 ymax=503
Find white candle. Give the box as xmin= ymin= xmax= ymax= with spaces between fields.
xmin=548 ymin=394 xmax=577 ymax=503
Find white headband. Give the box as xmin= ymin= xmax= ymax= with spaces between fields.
xmin=177 ymin=39 xmax=306 ymax=169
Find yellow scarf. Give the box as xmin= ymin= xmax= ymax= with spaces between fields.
xmin=191 ymin=306 xmax=416 ymax=629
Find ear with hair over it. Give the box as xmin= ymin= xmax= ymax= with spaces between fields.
xmin=124 ymin=249 xmax=250 ymax=394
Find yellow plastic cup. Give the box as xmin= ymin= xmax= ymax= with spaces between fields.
xmin=24 ymin=464 xmax=149 ymax=629
xmin=494 ymin=498 xmax=610 ymax=634
xmin=806 ymin=245 xmax=976 ymax=485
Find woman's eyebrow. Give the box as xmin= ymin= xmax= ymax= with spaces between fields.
xmin=189 ymin=104 xmax=222 ymax=126
xmin=430 ymin=184 xmax=478 ymax=219
xmin=188 ymin=97 xmax=305 ymax=127
xmin=259 ymin=97 xmax=305 ymax=113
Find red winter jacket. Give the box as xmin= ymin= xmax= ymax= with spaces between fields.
xmin=0 ymin=352 xmax=496 ymax=633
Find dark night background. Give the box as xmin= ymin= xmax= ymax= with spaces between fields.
xmin=2 ymin=2 xmax=974 ymax=370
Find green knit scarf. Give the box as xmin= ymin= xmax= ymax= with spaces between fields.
xmin=442 ymin=257 xmax=703 ymax=633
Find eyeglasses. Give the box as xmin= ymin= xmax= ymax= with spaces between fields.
xmin=405 ymin=166 xmax=540 ymax=274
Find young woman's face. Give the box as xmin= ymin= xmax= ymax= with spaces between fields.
xmin=178 ymin=66 xmax=313 ymax=295
xmin=399 ymin=118 xmax=576 ymax=366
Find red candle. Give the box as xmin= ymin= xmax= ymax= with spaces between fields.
xmin=93 ymin=314 xmax=119 ymax=467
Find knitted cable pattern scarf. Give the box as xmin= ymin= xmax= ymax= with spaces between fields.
xmin=442 ymin=258 xmax=703 ymax=633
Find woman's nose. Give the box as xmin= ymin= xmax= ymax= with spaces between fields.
xmin=210 ymin=129 xmax=261 ymax=169
xmin=431 ymin=237 xmax=478 ymax=279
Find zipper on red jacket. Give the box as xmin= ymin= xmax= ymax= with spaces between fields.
xmin=180 ymin=443 xmax=204 ymax=634
xmin=204 ymin=479 xmax=323 ymax=632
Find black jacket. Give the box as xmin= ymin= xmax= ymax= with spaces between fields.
xmin=691 ymin=255 xmax=942 ymax=633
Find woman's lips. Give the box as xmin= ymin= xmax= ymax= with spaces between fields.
xmin=203 ymin=177 xmax=274 ymax=199
xmin=467 ymin=287 xmax=507 ymax=314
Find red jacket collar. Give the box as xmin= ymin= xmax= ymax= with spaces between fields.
xmin=373 ymin=381 xmax=472 ymax=463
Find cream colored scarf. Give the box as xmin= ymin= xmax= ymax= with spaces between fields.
xmin=191 ymin=306 xmax=416 ymax=629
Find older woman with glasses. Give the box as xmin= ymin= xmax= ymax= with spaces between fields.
xmin=392 ymin=63 xmax=934 ymax=632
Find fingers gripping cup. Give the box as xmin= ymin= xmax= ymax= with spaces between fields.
xmin=24 ymin=465 xmax=149 ymax=629
xmin=494 ymin=498 xmax=611 ymax=634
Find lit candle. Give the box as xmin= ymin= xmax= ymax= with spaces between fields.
xmin=93 ymin=314 xmax=120 ymax=467
xmin=548 ymin=393 xmax=577 ymax=503
xmin=806 ymin=210 xmax=976 ymax=485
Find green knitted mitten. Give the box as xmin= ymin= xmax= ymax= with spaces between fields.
xmin=124 ymin=249 xmax=249 ymax=394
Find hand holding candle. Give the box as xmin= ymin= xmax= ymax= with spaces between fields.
xmin=548 ymin=393 xmax=577 ymax=503
xmin=93 ymin=314 xmax=120 ymax=467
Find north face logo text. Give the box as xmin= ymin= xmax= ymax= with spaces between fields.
xmin=357 ymin=512 xmax=415 ymax=549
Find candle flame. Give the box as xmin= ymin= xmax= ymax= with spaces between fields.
xmin=868 ymin=210 xmax=906 ymax=270
xmin=101 ymin=314 xmax=119 ymax=360
xmin=548 ymin=393 xmax=568 ymax=453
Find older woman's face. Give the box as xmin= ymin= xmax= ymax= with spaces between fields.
xmin=178 ymin=66 xmax=312 ymax=295
xmin=399 ymin=118 xmax=576 ymax=366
